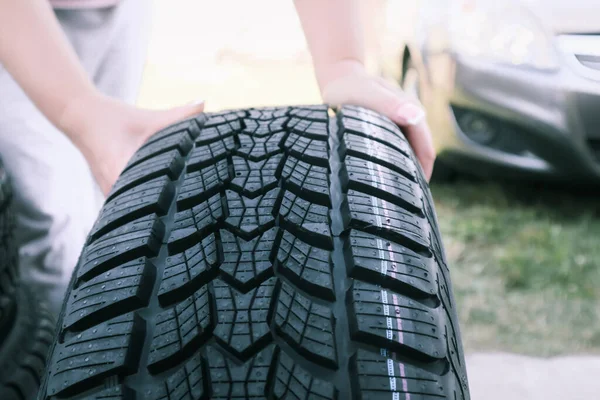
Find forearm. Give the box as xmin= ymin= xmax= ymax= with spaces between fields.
xmin=293 ymin=0 xmax=366 ymax=92
xmin=0 ymin=0 xmax=96 ymax=137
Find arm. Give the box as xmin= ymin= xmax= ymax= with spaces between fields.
xmin=293 ymin=0 xmax=435 ymax=179
xmin=0 ymin=0 xmax=95 ymax=136
xmin=0 ymin=0 xmax=203 ymax=194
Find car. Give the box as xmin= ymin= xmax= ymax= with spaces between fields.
xmin=378 ymin=0 xmax=600 ymax=181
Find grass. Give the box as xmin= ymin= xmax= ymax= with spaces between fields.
xmin=433 ymin=179 xmax=600 ymax=356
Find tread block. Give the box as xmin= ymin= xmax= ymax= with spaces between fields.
xmin=64 ymin=258 xmax=155 ymax=331
xmin=224 ymin=189 xmax=280 ymax=239
xmin=281 ymin=155 xmax=330 ymax=206
xmin=219 ymin=228 xmax=277 ymax=291
xmin=271 ymin=350 xmax=336 ymax=399
xmin=288 ymin=106 xmax=329 ymax=121
xmin=340 ymin=115 xmax=411 ymax=158
xmin=148 ymin=284 xmax=213 ymax=372
xmin=203 ymin=110 xmax=247 ymax=128
xmin=276 ymin=231 xmax=334 ymax=301
xmin=213 ymin=278 xmax=275 ymax=357
xmin=353 ymin=349 xmax=445 ymax=398
xmin=147 ymin=352 xmax=206 ymax=400
xmin=231 ymin=154 xmax=283 ymax=198
xmin=274 ymin=283 xmax=337 ymax=368
xmin=243 ymin=116 xmax=288 ymax=138
xmin=126 ymin=129 xmax=193 ymax=171
xmin=350 ymin=281 xmax=446 ymax=361
xmin=237 ymin=132 xmax=286 ymax=161
xmin=346 ymin=156 xmax=422 ymax=213
xmin=167 ymin=193 xmax=223 ymax=254
xmin=206 ymin=344 xmax=274 ymax=399
xmin=146 ymin=116 xmax=205 ymax=145
xmin=47 ymin=313 xmax=144 ymax=397
xmin=342 ymin=105 xmax=404 ymax=139
xmin=280 ymin=191 xmax=332 ymax=249
xmin=177 ymin=158 xmax=230 ymax=209
xmin=283 ymin=132 xmax=329 ymax=167
xmin=188 ymin=136 xmax=236 ymax=170
xmin=247 ymin=107 xmax=289 ymax=120
xmin=83 ymin=385 xmax=136 ymax=400
xmin=108 ymin=150 xmax=184 ymax=201
xmin=89 ymin=176 xmax=174 ymax=242
xmin=344 ymin=133 xmax=417 ymax=179
xmin=195 ymin=121 xmax=241 ymax=145
xmin=159 ymin=233 xmax=219 ymax=305
xmin=288 ymin=117 xmax=329 ymax=140
xmin=349 ymin=230 xmax=437 ymax=299
xmin=347 ymin=190 xmax=429 ymax=252
xmin=78 ymin=214 xmax=164 ymax=282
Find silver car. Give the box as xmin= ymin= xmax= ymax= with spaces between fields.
xmin=379 ymin=0 xmax=600 ymax=181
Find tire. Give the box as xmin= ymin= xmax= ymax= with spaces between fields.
xmin=0 ymin=159 xmax=17 ymax=297
xmin=401 ymin=59 xmax=456 ymax=184
xmin=431 ymin=158 xmax=457 ymax=183
xmin=39 ymin=105 xmax=470 ymax=399
xmin=0 ymin=285 xmax=55 ymax=400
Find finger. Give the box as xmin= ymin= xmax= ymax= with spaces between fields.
xmin=400 ymin=118 xmax=436 ymax=181
xmin=358 ymin=88 xmax=436 ymax=179
xmin=150 ymin=99 xmax=206 ymax=133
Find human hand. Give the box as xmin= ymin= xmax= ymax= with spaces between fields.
xmin=320 ymin=61 xmax=435 ymax=180
xmin=60 ymin=92 xmax=205 ymax=195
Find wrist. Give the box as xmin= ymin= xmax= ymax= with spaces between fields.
xmin=317 ymin=58 xmax=367 ymax=95
xmin=57 ymin=90 xmax=105 ymax=149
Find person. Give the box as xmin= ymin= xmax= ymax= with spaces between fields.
xmin=0 ymin=0 xmax=435 ymax=315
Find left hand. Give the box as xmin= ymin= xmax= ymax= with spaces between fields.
xmin=60 ymin=92 xmax=205 ymax=195
xmin=321 ymin=61 xmax=436 ymax=180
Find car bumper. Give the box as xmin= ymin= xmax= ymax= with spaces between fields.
xmin=426 ymin=37 xmax=600 ymax=182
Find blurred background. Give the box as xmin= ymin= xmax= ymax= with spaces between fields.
xmin=137 ymin=0 xmax=600 ymax=396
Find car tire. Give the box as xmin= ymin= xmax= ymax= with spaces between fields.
xmin=402 ymin=59 xmax=457 ymax=184
xmin=0 ymin=159 xmax=17 ymax=298
xmin=431 ymin=158 xmax=458 ymax=183
xmin=38 ymin=105 xmax=470 ymax=399
xmin=0 ymin=285 xmax=55 ymax=400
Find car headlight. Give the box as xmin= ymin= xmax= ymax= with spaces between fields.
xmin=448 ymin=0 xmax=559 ymax=70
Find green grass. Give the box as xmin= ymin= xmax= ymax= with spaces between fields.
xmin=433 ymin=179 xmax=600 ymax=356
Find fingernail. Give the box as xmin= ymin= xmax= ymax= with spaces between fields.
xmin=396 ymin=103 xmax=425 ymax=125
xmin=190 ymin=99 xmax=205 ymax=106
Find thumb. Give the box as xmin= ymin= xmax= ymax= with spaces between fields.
xmin=150 ymin=99 xmax=205 ymax=133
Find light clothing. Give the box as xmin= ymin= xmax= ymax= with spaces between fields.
xmin=0 ymin=0 xmax=151 ymax=315
xmin=50 ymin=0 xmax=121 ymax=9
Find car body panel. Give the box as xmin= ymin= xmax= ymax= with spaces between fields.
xmin=379 ymin=0 xmax=600 ymax=181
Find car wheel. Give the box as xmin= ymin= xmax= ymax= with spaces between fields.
xmin=431 ymin=158 xmax=458 ymax=183
xmin=402 ymin=58 xmax=457 ymax=183
xmin=0 ymin=159 xmax=17 ymax=298
xmin=39 ymin=105 xmax=470 ymax=399
xmin=0 ymin=285 xmax=55 ymax=400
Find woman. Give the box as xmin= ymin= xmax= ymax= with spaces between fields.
xmin=0 ymin=0 xmax=435 ymax=314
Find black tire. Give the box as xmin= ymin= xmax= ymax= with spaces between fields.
xmin=431 ymin=158 xmax=457 ymax=183
xmin=0 ymin=285 xmax=55 ymax=400
xmin=0 ymin=159 xmax=17 ymax=297
xmin=39 ymin=105 xmax=470 ymax=399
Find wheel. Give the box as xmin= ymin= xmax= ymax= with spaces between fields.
xmin=0 ymin=158 xmax=17 ymax=297
xmin=431 ymin=158 xmax=458 ymax=183
xmin=401 ymin=58 xmax=456 ymax=184
xmin=0 ymin=285 xmax=55 ymax=400
xmin=39 ymin=105 xmax=470 ymax=399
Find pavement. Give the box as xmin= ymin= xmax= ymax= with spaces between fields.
xmin=466 ymin=352 xmax=600 ymax=400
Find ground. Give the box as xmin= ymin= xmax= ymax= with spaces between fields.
xmin=138 ymin=1 xmax=600 ymax=358
xmin=436 ymin=180 xmax=600 ymax=356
